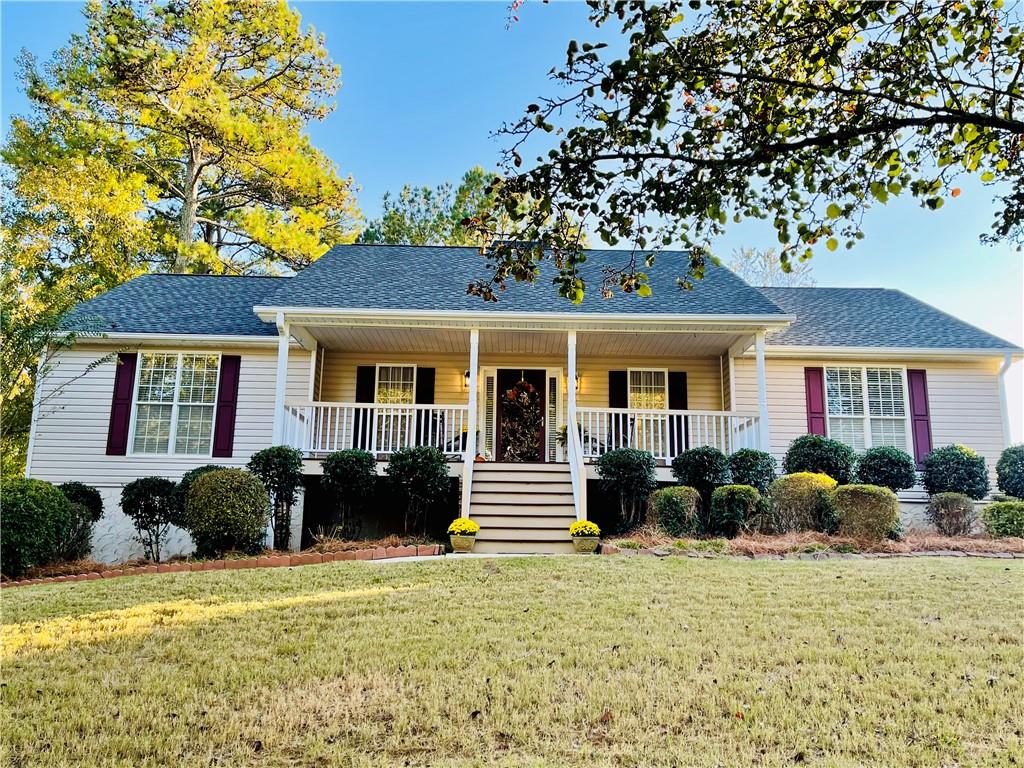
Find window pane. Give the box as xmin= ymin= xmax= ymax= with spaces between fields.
xmin=825 ymin=367 xmax=864 ymax=416
xmin=137 ymin=353 xmax=178 ymax=402
xmin=828 ymin=416 xmax=865 ymax=451
xmin=132 ymin=404 xmax=172 ymax=453
xmin=179 ymin=354 xmax=220 ymax=404
xmin=376 ymin=366 xmax=415 ymax=404
xmin=866 ymin=368 xmax=905 ymax=417
xmin=870 ymin=418 xmax=908 ymax=450
xmin=628 ymin=369 xmax=667 ymax=410
xmin=175 ymin=405 xmax=215 ymax=455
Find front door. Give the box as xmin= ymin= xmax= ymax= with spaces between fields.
xmin=496 ymin=369 xmax=547 ymax=462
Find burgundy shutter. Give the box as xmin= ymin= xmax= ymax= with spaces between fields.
xmin=414 ymin=368 xmax=435 ymax=445
xmin=804 ymin=367 xmax=827 ymax=436
xmin=212 ymin=355 xmax=241 ymax=457
xmin=668 ymin=371 xmax=689 ymax=454
xmin=353 ymin=365 xmax=376 ymax=451
xmin=907 ymin=369 xmax=933 ymax=468
xmin=105 ymin=352 xmax=138 ymax=455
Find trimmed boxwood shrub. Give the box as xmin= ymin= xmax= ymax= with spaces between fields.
xmin=981 ymin=501 xmax=1024 ymax=538
xmin=996 ymin=444 xmax=1024 ymax=499
xmin=709 ymin=484 xmax=761 ymax=538
xmin=173 ymin=465 xmax=226 ymax=518
xmin=857 ymin=446 xmax=917 ymax=492
xmin=727 ymin=448 xmax=776 ymax=494
xmin=833 ymin=484 xmax=899 ymax=540
xmin=248 ymin=446 xmax=304 ymax=550
xmin=385 ymin=446 xmax=450 ymax=535
xmin=58 ymin=482 xmax=104 ymax=523
xmin=1 ymin=478 xmax=71 ymax=578
xmin=56 ymin=482 xmax=105 ymax=561
xmin=321 ymin=449 xmax=377 ymax=538
xmin=121 ymin=477 xmax=178 ymax=562
xmin=649 ymin=486 xmax=702 ymax=537
xmin=183 ymin=469 xmax=270 ymax=557
xmin=922 ymin=444 xmax=990 ymax=500
xmin=766 ymin=472 xmax=837 ymax=533
xmin=595 ymin=448 xmax=658 ymax=531
xmin=783 ymin=434 xmax=857 ymax=485
xmin=925 ymin=492 xmax=977 ymax=536
xmin=671 ymin=446 xmax=729 ymax=525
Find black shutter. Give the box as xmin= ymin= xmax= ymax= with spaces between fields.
xmin=668 ymin=371 xmax=689 ymax=454
xmin=414 ymin=368 xmax=435 ymax=404
xmin=608 ymin=370 xmax=629 ymax=449
xmin=414 ymin=368 xmax=435 ymax=447
xmin=608 ymin=371 xmax=628 ymax=407
xmin=354 ymin=366 xmax=376 ymax=451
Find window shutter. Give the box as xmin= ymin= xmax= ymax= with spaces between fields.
xmin=414 ymin=367 xmax=435 ymax=404
xmin=907 ymin=369 xmax=932 ymax=467
xmin=668 ymin=371 xmax=688 ymax=454
xmin=413 ymin=367 xmax=435 ymax=445
xmin=608 ymin=371 xmax=628 ymax=408
xmin=212 ymin=355 xmax=241 ymax=457
xmin=354 ymin=366 xmax=376 ymax=450
xmin=547 ymin=373 xmax=559 ymax=461
xmin=804 ymin=367 xmax=827 ymax=436
xmin=105 ymin=352 xmax=138 ymax=456
xmin=483 ymin=373 xmax=496 ymax=458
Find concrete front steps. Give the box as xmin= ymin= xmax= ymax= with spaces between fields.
xmin=469 ymin=462 xmax=576 ymax=554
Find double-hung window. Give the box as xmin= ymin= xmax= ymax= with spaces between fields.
xmin=375 ymin=364 xmax=416 ymax=404
xmin=132 ymin=353 xmax=220 ymax=455
xmin=627 ymin=369 xmax=667 ymax=410
xmin=824 ymin=366 xmax=909 ymax=451
xmin=374 ymin=364 xmax=416 ymax=450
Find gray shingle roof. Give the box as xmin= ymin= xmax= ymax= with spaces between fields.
xmin=65 ymin=274 xmax=283 ymax=337
xmin=263 ymin=244 xmax=788 ymax=316
xmin=759 ymin=287 xmax=1019 ymax=351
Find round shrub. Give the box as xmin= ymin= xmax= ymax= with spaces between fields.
xmin=121 ymin=477 xmax=179 ymax=562
xmin=1 ymin=478 xmax=71 ymax=578
xmin=783 ymin=435 xmax=857 ymax=485
xmin=595 ymin=448 xmax=658 ymax=531
xmin=922 ymin=444 xmax=989 ymax=500
xmin=670 ymin=446 xmax=729 ymax=522
xmin=248 ymin=446 xmax=304 ymax=550
xmin=857 ymin=446 xmax=917 ymax=492
xmin=709 ymin=484 xmax=761 ymax=538
xmin=925 ymin=492 xmax=978 ymax=536
xmin=322 ymin=449 xmax=377 ymax=538
xmin=766 ymin=472 xmax=837 ymax=533
xmin=981 ymin=501 xmax=1024 ymax=538
xmin=727 ymin=448 xmax=776 ymax=494
xmin=385 ymin=446 xmax=450 ymax=535
xmin=173 ymin=464 xmax=227 ymax=519
xmin=996 ymin=444 xmax=1024 ymax=499
xmin=649 ymin=486 xmax=702 ymax=537
xmin=183 ymin=469 xmax=269 ymax=557
xmin=832 ymin=484 xmax=899 ymax=540
xmin=59 ymin=482 xmax=104 ymax=523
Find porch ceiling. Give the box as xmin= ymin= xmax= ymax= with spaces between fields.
xmin=578 ymin=330 xmax=749 ymax=358
xmin=306 ymin=325 xmax=470 ymax=354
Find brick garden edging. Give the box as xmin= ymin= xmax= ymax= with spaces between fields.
xmin=599 ymin=543 xmax=1024 ymax=559
xmin=1 ymin=544 xmax=445 ymax=589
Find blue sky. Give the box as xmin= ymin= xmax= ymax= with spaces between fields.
xmin=2 ymin=0 xmax=1021 ymax=436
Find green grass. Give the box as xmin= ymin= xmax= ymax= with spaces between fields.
xmin=3 ymin=557 xmax=1022 ymax=767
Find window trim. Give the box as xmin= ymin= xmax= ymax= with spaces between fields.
xmin=626 ymin=367 xmax=669 ymax=410
xmin=823 ymin=365 xmax=913 ymax=452
xmin=373 ymin=363 xmax=417 ymax=405
xmin=128 ymin=351 xmax=222 ymax=457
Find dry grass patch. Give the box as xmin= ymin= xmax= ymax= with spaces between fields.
xmin=2 ymin=557 xmax=1022 ymax=767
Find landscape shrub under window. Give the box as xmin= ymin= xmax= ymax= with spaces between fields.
xmin=649 ymin=486 xmax=702 ymax=537
xmin=922 ymin=444 xmax=990 ymax=500
xmin=832 ymin=484 xmax=900 ymax=540
xmin=727 ymin=448 xmax=776 ymax=494
xmin=385 ymin=446 xmax=450 ymax=535
xmin=783 ymin=435 xmax=858 ymax=485
xmin=120 ymin=477 xmax=179 ymax=563
xmin=765 ymin=472 xmax=838 ymax=533
xmin=995 ymin=444 xmax=1024 ymax=499
xmin=321 ymin=449 xmax=377 ymax=538
xmin=56 ymin=481 xmax=105 ymax=561
xmin=925 ymin=492 xmax=978 ymax=537
xmin=183 ymin=469 xmax=270 ymax=557
xmin=856 ymin=446 xmax=917 ymax=492
xmin=58 ymin=482 xmax=104 ymax=523
xmin=173 ymin=464 xmax=227 ymax=518
xmin=595 ymin=448 xmax=658 ymax=531
xmin=670 ymin=446 xmax=730 ymax=526
xmin=709 ymin=484 xmax=761 ymax=538
xmin=1 ymin=478 xmax=72 ymax=578
xmin=981 ymin=501 xmax=1024 ymax=538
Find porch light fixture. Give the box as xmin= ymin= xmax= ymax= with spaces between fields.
xmin=464 ymin=370 xmax=471 ymax=389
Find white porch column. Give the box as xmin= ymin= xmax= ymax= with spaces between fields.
xmin=566 ymin=330 xmax=586 ymax=519
xmin=271 ymin=313 xmax=290 ymax=445
xmin=755 ymin=330 xmax=771 ymax=452
xmin=461 ymin=328 xmax=480 ymax=517
xmin=997 ymin=353 xmax=1014 ymax=448
xmin=567 ymin=330 xmax=578 ymax=415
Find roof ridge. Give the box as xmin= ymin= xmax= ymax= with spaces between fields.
xmin=138 ymin=272 xmax=290 ymax=280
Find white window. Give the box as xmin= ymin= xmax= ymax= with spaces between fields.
xmin=375 ymin=365 xmax=416 ymax=404
xmin=628 ymin=369 xmax=667 ymax=410
xmin=825 ymin=366 xmax=909 ymax=452
xmin=132 ymin=352 xmax=220 ymax=455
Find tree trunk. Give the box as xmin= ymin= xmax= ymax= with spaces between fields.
xmin=175 ymin=148 xmax=201 ymax=271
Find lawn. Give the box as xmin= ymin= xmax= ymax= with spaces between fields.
xmin=2 ymin=557 xmax=1022 ymax=767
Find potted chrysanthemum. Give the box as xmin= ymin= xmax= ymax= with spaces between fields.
xmin=569 ymin=520 xmax=601 ymax=554
xmin=447 ymin=517 xmax=480 ymax=553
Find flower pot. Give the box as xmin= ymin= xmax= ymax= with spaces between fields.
xmin=450 ymin=534 xmax=476 ymax=553
xmin=573 ymin=536 xmax=599 ymax=554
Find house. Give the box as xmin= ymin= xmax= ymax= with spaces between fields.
xmin=27 ymin=245 xmax=1021 ymax=560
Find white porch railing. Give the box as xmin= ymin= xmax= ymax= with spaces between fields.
xmin=283 ymin=401 xmax=470 ymax=457
xmin=575 ymin=407 xmax=761 ymax=462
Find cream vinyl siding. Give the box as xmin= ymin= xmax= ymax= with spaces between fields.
xmin=576 ymin=357 xmax=724 ymax=410
xmin=28 ymin=344 xmax=311 ymax=485
xmin=318 ymin=351 xmax=469 ymax=404
xmin=733 ymin=356 xmax=1006 ymax=477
